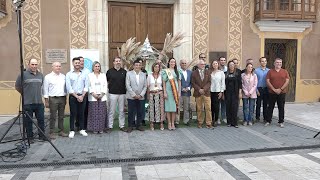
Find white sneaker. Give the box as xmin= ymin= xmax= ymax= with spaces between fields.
xmin=69 ymin=131 xmax=75 ymax=138
xmin=243 ymin=122 xmax=247 ymax=126
xmin=223 ymin=119 xmax=227 ymax=124
xmin=264 ymin=122 xmax=270 ymax=127
xmin=217 ymin=119 xmax=221 ymax=125
xmin=279 ymin=123 xmax=284 ymax=128
xmin=248 ymin=122 xmax=253 ymax=126
xmin=79 ymin=130 xmax=88 ymax=136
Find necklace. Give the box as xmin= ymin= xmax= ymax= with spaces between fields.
xmin=153 ymin=73 xmax=159 ymax=87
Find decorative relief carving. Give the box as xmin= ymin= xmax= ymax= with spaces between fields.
xmin=228 ymin=0 xmax=242 ymax=62
xmin=69 ymin=0 xmax=87 ymax=49
xmin=302 ymin=80 xmax=320 ymax=86
xmin=193 ymin=0 xmax=209 ymax=59
xmin=22 ymin=0 xmax=42 ymax=66
xmin=0 ymin=81 xmax=15 ymax=89
xmin=242 ymin=0 xmax=250 ymax=19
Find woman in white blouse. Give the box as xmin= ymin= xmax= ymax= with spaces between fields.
xmin=147 ymin=63 xmax=165 ymax=130
xmin=210 ymin=60 xmax=226 ymax=126
xmin=87 ymin=61 xmax=107 ymax=133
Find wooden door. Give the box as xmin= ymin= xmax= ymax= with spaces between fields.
xmin=265 ymin=39 xmax=297 ymax=102
xmin=108 ymin=2 xmax=173 ymax=66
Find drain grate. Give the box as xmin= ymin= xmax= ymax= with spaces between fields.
xmin=1 ymin=144 xmax=320 ymax=169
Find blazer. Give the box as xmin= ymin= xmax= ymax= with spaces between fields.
xmin=126 ymin=70 xmax=147 ymax=100
xmin=181 ymin=69 xmax=192 ymax=96
xmin=191 ymin=69 xmax=211 ymax=97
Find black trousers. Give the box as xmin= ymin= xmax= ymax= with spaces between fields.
xmin=75 ymin=94 xmax=88 ymax=130
xmin=256 ymin=87 xmax=269 ymax=120
xmin=210 ymin=92 xmax=220 ymax=124
xmin=225 ymin=92 xmax=239 ymax=126
xmin=69 ymin=95 xmax=86 ymax=131
xmin=266 ymin=93 xmax=286 ymax=123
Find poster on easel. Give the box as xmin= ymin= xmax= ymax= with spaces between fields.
xmin=70 ymin=49 xmax=99 ymax=72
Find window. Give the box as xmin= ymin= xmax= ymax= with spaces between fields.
xmin=305 ymin=0 xmax=316 ymax=12
xmin=280 ymin=0 xmax=290 ymax=10
xmin=291 ymin=0 xmax=302 ymax=11
xmin=256 ymin=0 xmax=260 ymax=11
xmin=263 ymin=0 xmax=275 ymax=10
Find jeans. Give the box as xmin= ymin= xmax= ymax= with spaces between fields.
xmin=242 ymin=98 xmax=256 ymax=122
xmin=24 ymin=103 xmax=45 ymax=138
xmin=69 ymin=95 xmax=86 ymax=131
xmin=256 ymin=87 xmax=269 ymax=120
xmin=127 ymin=99 xmax=144 ymax=128
xmin=220 ymin=99 xmax=226 ymax=120
xmin=267 ymin=93 xmax=286 ymax=123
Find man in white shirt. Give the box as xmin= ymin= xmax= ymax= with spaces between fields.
xmin=179 ymin=59 xmax=192 ymax=125
xmin=43 ymin=62 xmax=67 ymax=139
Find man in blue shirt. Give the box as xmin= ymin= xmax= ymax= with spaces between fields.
xmin=66 ymin=57 xmax=89 ymax=138
xmin=254 ymin=57 xmax=270 ymax=122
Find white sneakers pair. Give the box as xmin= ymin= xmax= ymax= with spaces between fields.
xmin=68 ymin=130 xmax=88 ymax=138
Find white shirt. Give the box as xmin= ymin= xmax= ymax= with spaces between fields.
xmin=147 ymin=73 xmax=162 ymax=91
xmin=210 ymin=70 xmax=226 ymax=92
xmin=43 ymin=71 xmax=66 ymax=98
xmin=88 ymin=72 xmax=107 ymax=102
xmin=181 ymin=69 xmax=190 ymax=90
xmin=135 ymin=71 xmax=140 ymax=86
xmin=182 ymin=70 xmax=188 ymax=81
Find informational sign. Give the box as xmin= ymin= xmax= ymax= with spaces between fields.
xmin=45 ymin=49 xmax=67 ymax=63
xmin=70 ymin=49 xmax=100 ymax=72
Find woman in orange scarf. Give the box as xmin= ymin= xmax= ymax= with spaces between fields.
xmin=162 ymin=58 xmax=181 ymax=130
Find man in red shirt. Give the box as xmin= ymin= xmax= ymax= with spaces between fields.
xmin=265 ymin=58 xmax=289 ymax=128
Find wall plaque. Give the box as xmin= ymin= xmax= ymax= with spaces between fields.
xmin=45 ymin=49 xmax=67 ymax=63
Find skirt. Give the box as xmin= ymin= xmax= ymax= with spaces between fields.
xmin=87 ymin=100 xmax=106 ymax=132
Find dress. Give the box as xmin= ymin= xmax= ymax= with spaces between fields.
xmin=147 ymin=73 xmax=165 ymax=122
xmin=161 ymin=69 xmax=181 ymax=112
xmin=87 ymin=72 xmax=107 ymax=132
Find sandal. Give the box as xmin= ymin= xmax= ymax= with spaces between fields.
xmin=150 ymin=123 xmax=155 ymax=131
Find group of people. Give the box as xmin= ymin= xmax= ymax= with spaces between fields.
xmin=15 ymin=54 xmax=289 ymax=142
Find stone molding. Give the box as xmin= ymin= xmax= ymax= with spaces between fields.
xmin=69 ymin=0 xmax=87 ymax=49
xmin=22 ymin=0 xmax=42 ymax=69
xmin=193 ymin=0 xmax=209 ymax=59
xmin=228 ymin=0 xmax=242 ymax=62
xmin=0 ymin=0 xmax=13 ymax=29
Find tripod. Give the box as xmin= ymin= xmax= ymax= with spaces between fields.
xmin=313 ymin=132 xmax=320 ymax=138
xmin=0 ymin=0 xmax=63 ymax=158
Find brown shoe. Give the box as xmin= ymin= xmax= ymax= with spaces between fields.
xmin=50 ymin=133 xmax=56 ymax=139
xmin=59 ymin=131 xmax=68 ymax=137
xmin=206 ymin=125 xmax=214 ymax=129
xmin=120 ymin=127 xmax=127 ymax=132
xmin=136 ymin=126 xmax=145 ymax=131
xmin=197 ymin=124 xmax=203 ymax=128
xmin=127 ymin=127 xmax=133 ymax=133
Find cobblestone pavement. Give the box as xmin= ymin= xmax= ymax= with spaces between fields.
xmin=0 ymin=103 xmax=319 ymax=179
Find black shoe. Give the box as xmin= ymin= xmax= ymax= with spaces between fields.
xmin=174 ymin=123 xmax=179 ymax=128
xmin=28 ymin=137 xmax=35 ymax=144
xmin=142 ymin=120 xmax=146 ymax=126
xmin=136 ymin=126 xmax=145 ymax=131
xmin=120 ymin=127 xmax=127 ymax=132
xmin=104 ymin=128 xmax=112 ymax=133
xmin=184 ymin=122 xmax=190 ymax=126
xmin=127 ymin=127 xmax=133 ymax=133
xmin=38 ymin=136 xmax=46 ymax=142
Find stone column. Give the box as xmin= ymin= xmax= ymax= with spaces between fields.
xmin=87 ymin=0 xmax=108 ymax=72
xmin=173 ymin=0 xmax=193 ymax=64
